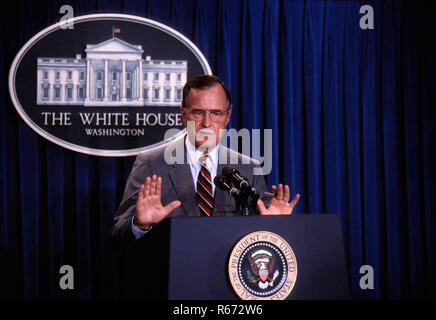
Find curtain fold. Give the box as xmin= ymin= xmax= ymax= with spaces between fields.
xmin=1 ymin=0 xmax=435 ymax=299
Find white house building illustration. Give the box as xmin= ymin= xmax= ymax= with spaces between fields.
xmin=36 ymin=37 xmax=188 ymax=106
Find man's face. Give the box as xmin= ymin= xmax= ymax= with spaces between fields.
xmin=180 ymin=84 xmax=231 ymax=150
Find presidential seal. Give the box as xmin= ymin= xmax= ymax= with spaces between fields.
xmin=228 ymin=231 xmax=297 ymax=300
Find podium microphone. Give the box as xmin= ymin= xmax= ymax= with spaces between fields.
xmin=222 ymin=166 xmax=259 ymax=197
xmin=213 ymin=174 xmax=240 ymax=198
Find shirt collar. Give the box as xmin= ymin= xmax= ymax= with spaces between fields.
xmin=185 ymin=136 xmax=219 ymax=166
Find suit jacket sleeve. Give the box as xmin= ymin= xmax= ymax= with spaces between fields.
xmin=110 ymin=153 xmax=149 ymax=249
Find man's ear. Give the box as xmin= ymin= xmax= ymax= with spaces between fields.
xmin=180 ymin=106 xmax=187 ymax=125
xmin=225 ymin=109 xmax=232 ymax=127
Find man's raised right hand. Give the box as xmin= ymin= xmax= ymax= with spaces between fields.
xmin=134 ymin=175 xmax=181 ymax=230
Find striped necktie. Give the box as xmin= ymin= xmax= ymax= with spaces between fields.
xmin=196 ymin=152 xmax=214 ymax=216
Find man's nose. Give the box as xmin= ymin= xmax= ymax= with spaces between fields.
xmin=201 ymin=111 xmax=211 ymax=127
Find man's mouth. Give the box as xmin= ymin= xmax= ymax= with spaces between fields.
xmin=197 ymin=129 xmax=215 ymax=140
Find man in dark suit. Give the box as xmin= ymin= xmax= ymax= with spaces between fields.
xmin=111 ymin=75 xmax=300 ymax=246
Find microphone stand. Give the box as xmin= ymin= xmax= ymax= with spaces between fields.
xmin=235 ymin=186 xmax=259 ymax=216
xmin=235 ymin=194 xmax=250 ymax=216
xmin=251 ymin=192 xmax=259 ymax=214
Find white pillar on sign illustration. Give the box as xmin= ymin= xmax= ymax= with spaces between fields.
xmin=86 ymin=59 xmax=90 ymax=99
xmin=104 ymin=59 xmax=109 ymax=101
xmin=132 ymin=68 xmax=135 ymax=100
xmin=135 ymin=68 xmax=138 ymax=100
xmin=122 ymin=60 xmax=126 ymax=101
xmin=134 ymin=67 xmax=138 ymax=100
xmin=139 ymin=60 xmax=143 ymax=102
xmin=89 ymin=61 xmax=93 ymax=100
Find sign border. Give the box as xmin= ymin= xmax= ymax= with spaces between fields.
xmin=8 ymin=13 xmax=212 ymax=157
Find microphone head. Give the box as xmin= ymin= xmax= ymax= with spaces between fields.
xmin=214 ymin=174 xmax=240 ymax=197
xmin=223 ymin=166 xmax=248 ymax=185
xmin=213 ymin=174 xmax=232 ymax=191
xmin=222 ymin=166 xmax=238 ymax=177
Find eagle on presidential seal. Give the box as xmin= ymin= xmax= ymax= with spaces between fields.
xmin=247 ymin=249 xmax=280 ymax=289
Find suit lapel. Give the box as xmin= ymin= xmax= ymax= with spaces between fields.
xmin=214 ymin=146 xmax=236 ymax=215
xmin=168 ymin=164 xmax=199 ymax=216
xmin=167 ymin=137 xmax=200 ymax=217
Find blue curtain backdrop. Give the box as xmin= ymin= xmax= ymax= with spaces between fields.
xmin=1 ymin=0 xmax=435 ymax=300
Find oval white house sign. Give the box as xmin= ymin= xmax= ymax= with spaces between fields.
xmin=9 ymin=14 xmax=211 ymax=156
